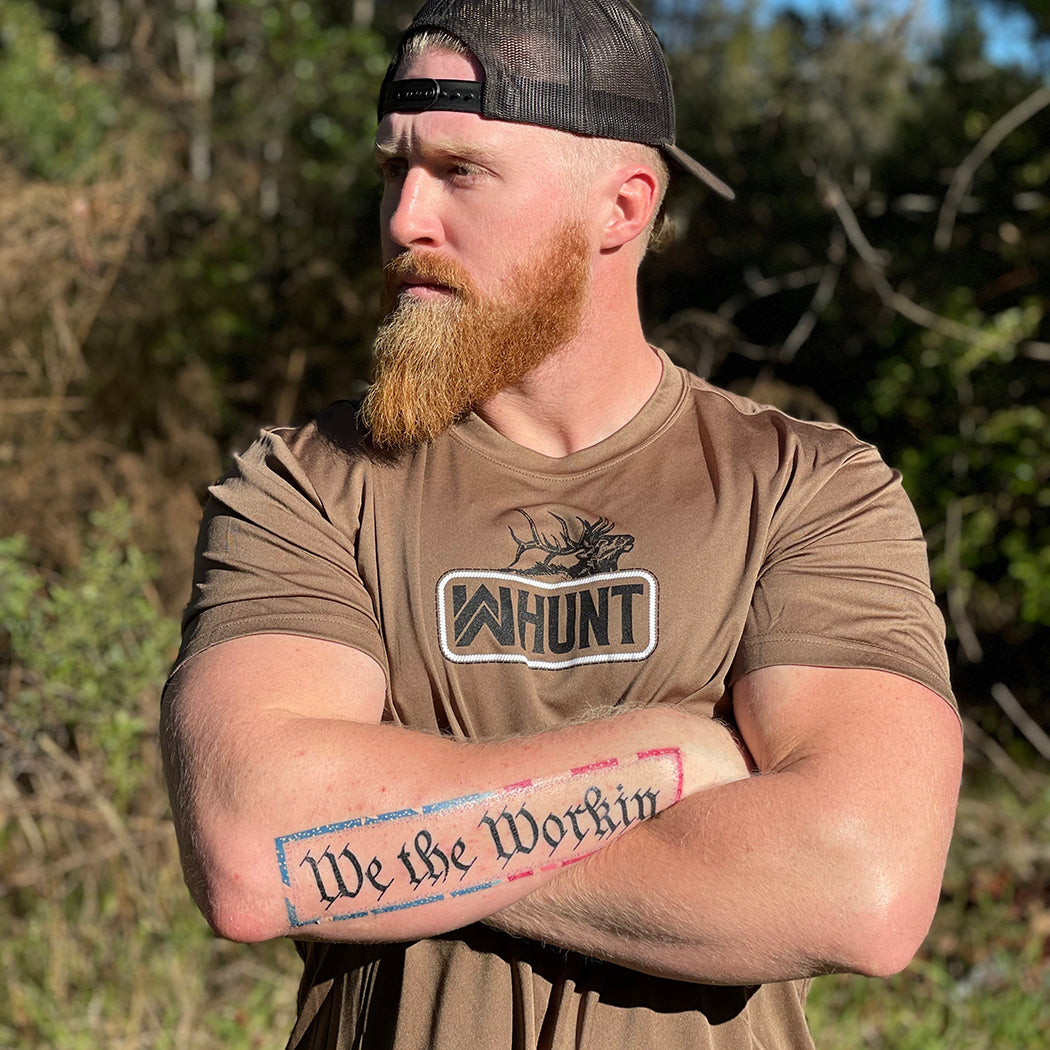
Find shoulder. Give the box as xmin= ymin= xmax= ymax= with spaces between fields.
xmin=272 ymin=399 xmax=368 ymax=467
xmin=226 ymin=401 xmax=378 ymax=500
xmin=671 ymin=366 xmax=895 ymax=495
xmin=681 ymin=368 xmax=866 ymax=448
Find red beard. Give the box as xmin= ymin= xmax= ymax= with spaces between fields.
xmin=360 ymin=221 xmax=590 ymax=450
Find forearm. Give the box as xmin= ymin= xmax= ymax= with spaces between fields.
xmin=488 ymin=668 xmax=962 ymax=985
xmin=192 ymin=717 xmax=700 ymax=943
xmin=487 ymin=770 xmax=850 ymax=984
xmin=163 ymin=642 xmax=749 ymax=945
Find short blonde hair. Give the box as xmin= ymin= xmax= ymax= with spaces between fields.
xmin=399 ymin=29 xmax=472 ymax=65
xmin=563 ymin=136 xmax=671 ymax=251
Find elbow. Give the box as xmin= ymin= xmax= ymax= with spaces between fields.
xmin=196 ymin=862 xmax=291 ymax=944
xmin=162 ymin=714 xmax=294 ymax=943
xmin=841 ymin=908 xmax=929 ymax=978
xmin=179 ymin=820 xmax=291 ymax=944
xmin=811 ymin=792 xmax=953 ymax=979
xmin=832 ymin=871 xmax=942 ymax=978
xmin=201 ymin=889 xmax=286 ymax=944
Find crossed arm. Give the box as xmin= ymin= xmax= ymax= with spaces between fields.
xmin=161 ymin=633 xmax=961 ymax=983
xmin=486 ymin=662 xmax=962 ymax=983
xmin=161 ymin=633 xmax=751 ymax=944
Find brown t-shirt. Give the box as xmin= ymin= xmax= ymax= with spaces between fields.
xmin=177 ymin=352 xmax=955 ymax=1049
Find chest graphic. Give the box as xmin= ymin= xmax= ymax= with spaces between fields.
xmin=505 ymin=511 xmax=635 ymax=579
xmin=436 ymin=511 xmax=658 ymax=670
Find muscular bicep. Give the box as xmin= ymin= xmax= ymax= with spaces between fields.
xmin=165 ymin=633 xmax=388 ymax=732
xmin=733 ymin=665 xmax=962 ymax=934
xmin=482 ymin=667 xmax=960 ymax=982
xmin=733 ymin=664 xmax=960 ymax=777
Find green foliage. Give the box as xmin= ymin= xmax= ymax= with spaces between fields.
xmin=644 ymin=1 xmax=1050 ymax=673
xmin=219 ymin=0 xmax=390 ymax=192
xmin=0 ymin=502 xmax=179 ymax=802
xmin=69 ymin=0 xmax=398 ymax=447
xmin=0 ymin=1 xmax=122 ymax=179
xmin=0 ymin=500 xmax=301 ymax=1048
xmin=680 ymin=2 xmax=919 ymax=174
xmin=867 ymin=301 xmax=1050 ymax=634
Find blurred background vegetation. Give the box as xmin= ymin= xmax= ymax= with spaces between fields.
xmin=1 ymin=0 xmax=1047 ymax=1046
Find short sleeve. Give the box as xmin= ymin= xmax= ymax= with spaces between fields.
xmin=731 ymin=436 xmax=956 ymax=710
xmin=172 ymin=428 xmax=389 ymax=680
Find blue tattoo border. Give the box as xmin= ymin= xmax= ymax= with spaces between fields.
xmin=276 ymin=792 xmax=500 ymax=925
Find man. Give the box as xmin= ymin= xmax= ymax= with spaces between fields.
xmin=162 ymin=2 xmax=963 ymax=1047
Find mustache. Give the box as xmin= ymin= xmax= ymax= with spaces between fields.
xmin=381 ymin=252 xmax=476 ymax=313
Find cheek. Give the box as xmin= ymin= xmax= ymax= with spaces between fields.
xmin=463 ymin=206 xmax=535 ymax=261
xmin=378 ymin=197 xmax=396 ymax=259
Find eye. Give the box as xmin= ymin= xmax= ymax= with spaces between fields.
xmin=377 ymin=157 xmax=408 ymax=181
xmin=447 ymin=161 xmax=487 ymax=185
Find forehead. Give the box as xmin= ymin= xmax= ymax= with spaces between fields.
xmin=377 ymin=46 xmax=571 ymax=166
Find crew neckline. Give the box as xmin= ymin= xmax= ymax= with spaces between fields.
xmin=449 ymin=348 xmax=688 ymax=478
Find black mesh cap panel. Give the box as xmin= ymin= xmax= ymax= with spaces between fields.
xmin=379 ymin=0 xmax=734 ymax=199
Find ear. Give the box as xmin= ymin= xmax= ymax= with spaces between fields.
xmin=598 ymin=167 xmax=660 ymax=252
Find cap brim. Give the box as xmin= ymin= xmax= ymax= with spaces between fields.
xmin=663 ymin=144 xmax=735 ymax=201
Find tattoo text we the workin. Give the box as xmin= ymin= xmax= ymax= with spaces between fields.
xmin=275 ymin=748 xmax=683 ymax=928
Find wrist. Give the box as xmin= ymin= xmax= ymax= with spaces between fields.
xmin=675 ymin=714 xmax=754 ymax=795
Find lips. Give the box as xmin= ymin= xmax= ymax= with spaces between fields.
xmin=399 ymin=275 xmax=454 ymax=294
xmin=382 ymin=253 xmax=475 ymax=314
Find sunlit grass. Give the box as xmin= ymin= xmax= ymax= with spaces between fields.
xmin=0 ymin=719 xmax=301 ymax=1050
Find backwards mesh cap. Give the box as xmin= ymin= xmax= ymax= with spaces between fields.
xmin=378 ymin=0 xmax=734 ymax=200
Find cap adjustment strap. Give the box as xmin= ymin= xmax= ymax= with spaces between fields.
xmin=379 ymin=79 xmax=484 ymax=118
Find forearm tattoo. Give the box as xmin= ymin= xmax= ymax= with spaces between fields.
xmin=276 ymin=748 xmax=683 ymax=929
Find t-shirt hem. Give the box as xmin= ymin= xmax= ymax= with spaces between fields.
xmin=732 ymin=633 xmax=957 ymax=713
xmin=171 ymin=612 xmax=390 ymax=683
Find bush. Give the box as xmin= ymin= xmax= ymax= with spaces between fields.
xmin=0 ymin=503 xmax=178 ymax=802
xmin=0 ymin=501 xmax=299 ymax=1049
xmin=0 ymin=1 xmax=123 ymax=180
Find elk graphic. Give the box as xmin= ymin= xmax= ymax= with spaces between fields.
xmin=503 ymin=511 xmax=635 ymax=579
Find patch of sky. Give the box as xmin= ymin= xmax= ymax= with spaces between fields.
xmin=650 ymin=1 xmax=1044 ymax=72
xmin=768 ymin=0 xmax=1042 ymax=69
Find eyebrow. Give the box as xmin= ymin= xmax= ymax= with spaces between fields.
xmin=373 ymin=138 xmax=501 ymax=167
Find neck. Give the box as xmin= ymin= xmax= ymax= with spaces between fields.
xmin=474 ymin=283 xmax=662 ymax=458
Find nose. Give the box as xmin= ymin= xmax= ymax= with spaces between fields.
xmin=383 ymin=168 xmax=444 ymax=253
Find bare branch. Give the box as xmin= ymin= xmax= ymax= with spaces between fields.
xmin=273 ymin=347 xmax=308 ymax=428
xmin=822 ymin=177 xmax=992 ymax=345
xmin=650 ymin=309 xmax=772 ymax=379
xmin=745 ymin=266 xmax=830 ymax=302
xmin=0 ymin=397 xmax=91 ymax=415
xmin=779 ymin=230 xmax=846 ymax=363
xmin=716 ymin=266 xmax=829 ymax=327
xmin=944 ymin=500 xmax=984 ymax=665
xmin=935 ymin=86 xmax=1050 ymax=253
xmin=962 ymin=717 xmax=1037 ymax=798
xmin=352 ymin=0 xmax=376 ymax=26
xmin=711 ymin=234 xmax=845 ymax=367
xmin=1020 ymin=341 xmax=1050 ymax=361
xmin=991 ymin=683 xmax=1050 ymax=762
